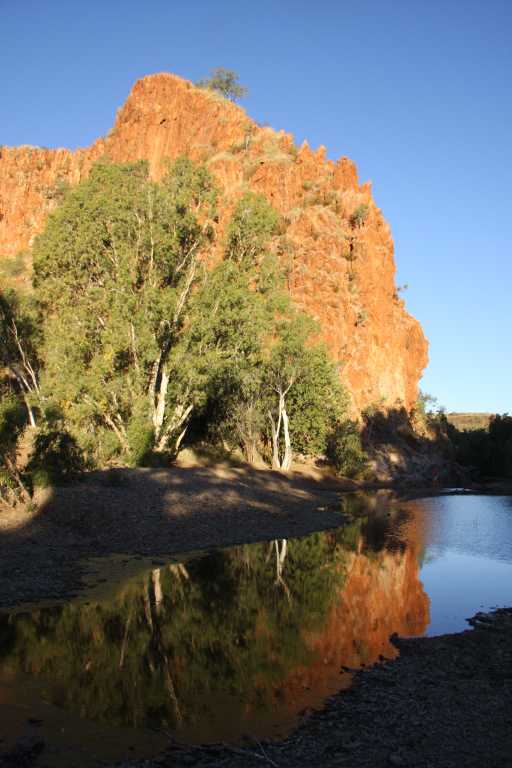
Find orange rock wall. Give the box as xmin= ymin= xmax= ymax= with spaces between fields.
xmin=0 ymin=73 xmax=428 ymax=412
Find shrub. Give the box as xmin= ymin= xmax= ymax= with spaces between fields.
xmin=0 ymin=394 xmax=30 ymax=506
xmin=126 ymin=416 xmax=155 ymax=466
xmin=0 ymin=252 xmax=28 ymax=279
xmin=327 ymin=421 xmax=368 ymax=478
xmin=28 ymin=428 xmax=87 ymax=484
xmin=350 ymin=204 xmax=370 ymax=229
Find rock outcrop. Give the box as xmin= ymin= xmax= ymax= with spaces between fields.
xmin=0 ymin=73 xmax=428 ymax=411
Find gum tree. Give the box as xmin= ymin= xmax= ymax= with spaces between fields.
xmin=33 ymin=158 xmax=218 ymax=463
xmin=196 ymin=68 xmax=248 ymax=102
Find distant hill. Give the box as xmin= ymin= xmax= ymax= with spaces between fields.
xmin=446 ymin=413 xmax=492 ymax=431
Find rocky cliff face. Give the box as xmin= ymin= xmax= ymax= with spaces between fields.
xmin=0 ymin=73 xmax=428 ymax=412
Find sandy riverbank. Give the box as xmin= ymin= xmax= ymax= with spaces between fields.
xmin=0 ymin=462 xmax=365 ymax=610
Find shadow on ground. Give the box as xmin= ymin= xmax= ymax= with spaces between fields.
xmin=0 ymin=463 xmax=367 ymax=609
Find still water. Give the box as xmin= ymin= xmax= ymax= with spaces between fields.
xmin=0 ymin=493 xmax=511 ymax=765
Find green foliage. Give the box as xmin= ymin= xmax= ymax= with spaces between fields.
xmin=262 ymin=315 xmax=347 ymax=457
xmin=286 ymin=347 xmax=348 ymax=456
xmin=414 ymin=390 xmax=448 ymax=437
xmin=33 ymin=158 xmax=219 ymax=463
xmin=416 ymin=390 xmax=441 ymax=418
xmin=189 ymin=253 xmax=288 ymax=461
xmin=126 ymin=412 xmax=155 ymax=467
xmin=0 ymin=394 xmax=29 ymax=505
xmin=162 ymin=155 xmax=218 ymax=218
xmin=350 ymin=203 xmax=370 ymax=229
xmin=327 ymin=420 xmax=368 ymax=478
xmin=27 ymin=427 xmax=87 ymax=485
xmin=449 ymin=413 xmax=512 ymax=478
xmin=0 ymin=289 xmax=41 ymax=386
xmin=0 ymin=291 xmax=40 ymax=505
xmin=196 ymin=68 xmax=248 ymax=102
xmin=0 ymin=252 xmax=29 ymax=282
xmin=0 ymin=396 xmax=26 ymax=462
xmin=226 ymin=192 xmax=279 ymax=264
xmin=194 ymin=257 xmax=348 ymax=464
xmin=25 ymin=154 xmax=349 ymax=473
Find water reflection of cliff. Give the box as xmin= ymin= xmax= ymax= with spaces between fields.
xmin=0 ymin=507 xmax=429 ymax=743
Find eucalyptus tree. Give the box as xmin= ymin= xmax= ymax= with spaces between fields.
xmin=0 ymin=291 xmax=40 ymax=427
xmin=0 ymin=291 xmax=40 ymax=506
xmin=263 ymin=314 xmax=346 ymax=470
xmin=197 ymin=191 xmax=347 ymax=470
xmin=33 ymin=157 xmax=218 ymax=463
xmin=0 ymin=392 xmax=31 ymax=507
xmin=32 ymin=164 xmax=348 ymax=470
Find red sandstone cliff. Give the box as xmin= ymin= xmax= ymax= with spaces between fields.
xmin=0 ymin=73 xmax=428 ymax=411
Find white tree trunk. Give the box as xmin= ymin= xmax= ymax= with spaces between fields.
xmin=152 ymin=568 xmax=163 ymax=612
xmin=268 ymin=390 xmax=293 ymax=471
xmin=153 ymin=367 xmax=169 ymax=440
xmin=281 ymin=403 xmax=292 ymax=471
xmin=269 ymin=412 xmax=281 ymax=469
xmin=156 ymin=402 xmax=193 ymax=453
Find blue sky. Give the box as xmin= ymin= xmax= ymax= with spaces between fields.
xmin=2 ymin=0 xmax=510 ymax=413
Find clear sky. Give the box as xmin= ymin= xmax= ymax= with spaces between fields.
xmin=1 ymin=0 xmax=510 ymax=413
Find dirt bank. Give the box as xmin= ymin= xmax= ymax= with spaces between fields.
xmin=0 ymin=463 xmax=361 ymax=610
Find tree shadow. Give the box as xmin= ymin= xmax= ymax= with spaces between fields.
xmin=0 ymin=461 xmax=361 ymax=610
xmin=361 ymin=406 xmax=465 ymax=486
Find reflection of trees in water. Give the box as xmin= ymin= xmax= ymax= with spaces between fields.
xmin=0 ymin=511 xmax=425 ymax=735
xmin=340 ymin=493 xmax=416 ymax=554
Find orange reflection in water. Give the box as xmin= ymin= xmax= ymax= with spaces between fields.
xmin=264 ymin=541 xmax=429 ymax=720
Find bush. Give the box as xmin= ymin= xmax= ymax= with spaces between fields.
xmin=350 ymin=204 xmax=369 ymax=229
xmin=126 ymin=416 xmax=155 ymax=466
xmin=327 ymin=421 xmax=368 ymax=478
xmin=0 ymin=395 xmax=30 ymax=506
xmin=28 ymin=428 xmax=87 ymax=484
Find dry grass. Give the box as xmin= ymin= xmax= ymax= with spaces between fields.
xmin=446 ymin=413 xmax=492 ymax=431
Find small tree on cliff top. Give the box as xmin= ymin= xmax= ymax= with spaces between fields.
xmin=196 ymin=68 xmax=248 ymax=102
